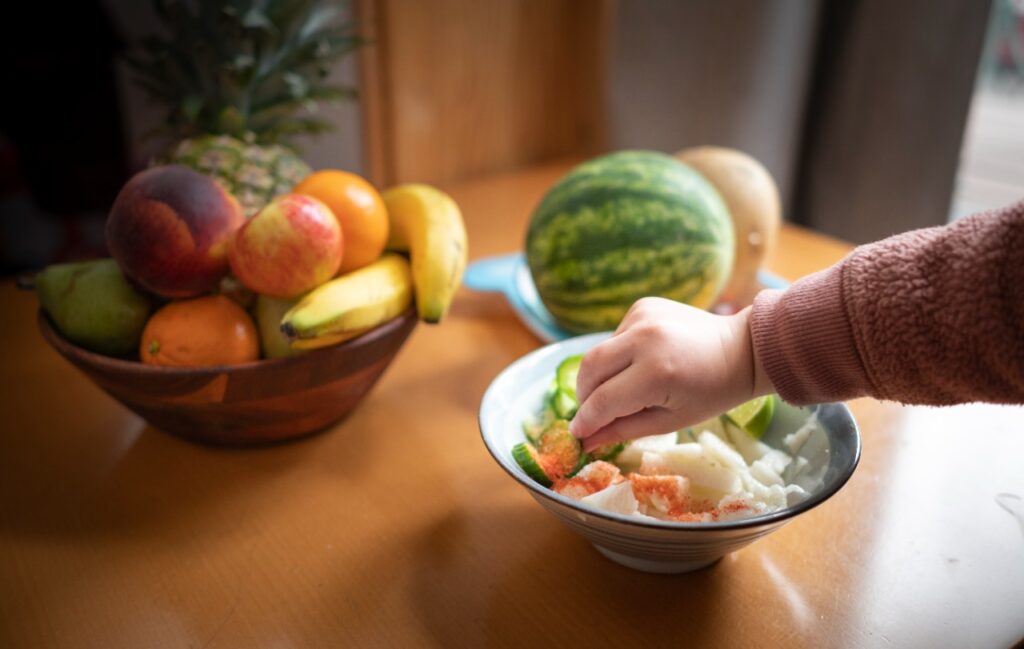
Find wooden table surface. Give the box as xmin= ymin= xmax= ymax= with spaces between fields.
xmin=2 ymin=161 xmax=1023 ymax=649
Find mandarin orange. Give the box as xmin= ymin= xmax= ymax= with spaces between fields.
xmin=294 ymin=170 xmax=388 ymax=274
xmin=140 ymin=295 xmax=260 ymax=367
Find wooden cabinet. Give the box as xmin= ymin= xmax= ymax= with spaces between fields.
xmin=356 ymin=0 xmax=611 ymax=187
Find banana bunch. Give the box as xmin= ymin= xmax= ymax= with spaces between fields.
xmin=277 ymin=184 xmax=467 ymax=350
xmin=382 ymin=184 xmax=468 ymax=323
xmin=280 ymin=253 xmax=413 ymax=350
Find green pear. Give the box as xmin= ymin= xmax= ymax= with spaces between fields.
xmin=256 ymin=294 xmax=306 ymax=359
xmin=36 ymin=258 xmax=152 ymax=356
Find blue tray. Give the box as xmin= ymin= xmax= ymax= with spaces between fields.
xmin=464 ymin=253 xmax=788 ymax=343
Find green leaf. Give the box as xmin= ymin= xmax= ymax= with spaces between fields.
xmin=283 ymin=71 xmax=309 ymax=98
xmin=258 ymin=116 xmax=334 ymax=142
xmin=241 ymin=7 xmax=275 ymax=32
xmin=298 ymin=4 xmax=341 ymax=40
xmin=216 ymin=106 xmax=247 ymax=137
xmin=181 ymin=95 xmax=205 ymax=121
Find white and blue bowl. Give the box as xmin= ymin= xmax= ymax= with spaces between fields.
xmin=479 ymin=332 xmax=861 ymax=573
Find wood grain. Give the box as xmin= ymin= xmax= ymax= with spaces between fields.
xmin=36 ymin=308 xmax=418 ymax=445
xmin=356 ymin=0 xmax=611 ymax=187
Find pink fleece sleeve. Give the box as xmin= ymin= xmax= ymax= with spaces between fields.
xmin=750 ymin=200 xmax=1024 ymax=406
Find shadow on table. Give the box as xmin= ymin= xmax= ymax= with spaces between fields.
xmin=0 ymin=419 xmax=342 ymax=541
xmin=405 ymin=505 xmax=731 ymax=647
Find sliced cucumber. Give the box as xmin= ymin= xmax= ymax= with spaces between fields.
xmin=556 ymin=354 xmax=583 ymax=400
xmin=591 ymin=441 xmax=626 ymax=462
xmin=522 ymin=407 xmax=557 ymax=444
xmin=549 ymin=388 xmax=578 ymax=420
xmin=536 ymin=420 xmax=583 ymax=477
xmin=512 ymin=442 xmax=554 ymax=487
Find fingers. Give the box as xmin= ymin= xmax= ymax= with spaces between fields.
xmin=575 ymin=333 xmax=633 ymax=405
xmin=570 ymin=364 xmax=654 ymax=441
xmin=580 ymin=408 xmax=680 ymax=453
xmin=614 ymin=297 xmax=654 ymax=334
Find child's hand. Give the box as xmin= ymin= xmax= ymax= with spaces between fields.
xmin=569 ymin=297 xmax=769 ymax=452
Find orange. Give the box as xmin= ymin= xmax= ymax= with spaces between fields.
xmin=293 ymin=170 xmax=389 ymax=274
xmin=140 ymin=295 xmax=260 ymax=367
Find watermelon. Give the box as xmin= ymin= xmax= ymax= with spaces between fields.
xmin=525 ymin=150 xmax=735 ymax=333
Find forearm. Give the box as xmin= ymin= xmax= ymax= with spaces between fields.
xmin=749 ymin=201 xmax=1024 ymax=406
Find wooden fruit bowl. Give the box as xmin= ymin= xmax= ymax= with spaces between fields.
xmin=38 ymin=308 xmax=418 ymax=446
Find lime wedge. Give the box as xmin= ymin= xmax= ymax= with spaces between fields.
xmin=725 ymin=395 xmax=776 ymax=439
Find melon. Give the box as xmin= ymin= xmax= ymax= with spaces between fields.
xmin=525 ymin=150 xmax=734 ymax=333
xmin=674 ymin=146 xmax=781 ymax=306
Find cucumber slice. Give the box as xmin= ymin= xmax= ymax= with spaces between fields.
xmin=512 ymin=442 xmax=554 ymax=487
xmin=522 ymin=407 xmax=557 ymax=444
xmin=591 ymin=441 xmax=626 ymax=462
xmin=536 ymin=420 xmax=583 ymax=477
xmin=556 ymin=354 xmax=583 ymax=401
xmin=550 ymin=388 xmax=578 ymax=419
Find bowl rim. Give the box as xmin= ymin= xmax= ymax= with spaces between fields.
xmin=37 ymin=305 xmax=418 ymax=375
xmin=479 ymin=331 xmax=862 ymax=532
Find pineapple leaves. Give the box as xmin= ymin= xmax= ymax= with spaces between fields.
xmin=249 ymin=85 xmax=356 ymax=128
xmin=283 ymin=72 xmax=310 ymax=99
xmin=181 ymin=95 xmax=206 ymax=122
xmin=128 ymin=0 xmax=361 ymax=145
xmin=298 ymin=4 xmax=342 ymax=40
xmin=241 ymin=7 xmax=275 ymax=32
xmin=259 ymin=117 xmax=335 ymax=142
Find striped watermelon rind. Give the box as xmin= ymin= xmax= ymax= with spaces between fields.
xmin=526 ymin=150 xmax=734 ymax=333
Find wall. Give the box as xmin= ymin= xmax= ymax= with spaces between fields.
xmin=606 ymin=0 xmax=821 ymax=215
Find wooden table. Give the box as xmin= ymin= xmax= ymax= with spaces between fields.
xmin=2 ymin=161 xmax=1023 ymax=648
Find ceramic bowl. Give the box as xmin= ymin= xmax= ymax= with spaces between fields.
xmin=479 ymin=332 xmax=861 ymax=573
xmin=39 ymin=308 xmax=417 ymax=446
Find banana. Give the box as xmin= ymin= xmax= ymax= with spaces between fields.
xmin=288 ymin=327 xmax=371 ymax=351
xmin=382 ymin=184 xmax=468 ymax=323
xmin=280 ymin=253 xmax=413 ymax=343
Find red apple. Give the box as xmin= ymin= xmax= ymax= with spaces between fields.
xmin=229 ymin=194 xmax=343 ymax=298
xmin=106 ymin=165 xmax=244 ymax=298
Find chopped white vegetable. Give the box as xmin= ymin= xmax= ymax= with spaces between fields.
xmin=688 ymin=416 xmax=728 ymax=438
xmin=724 ymin=419 xmax=774 ymax=464
xmin=638 ymin=451 xmax=668 ymax=475
xmin=698 ymin=430 xmax=748 ymax=473
xmin=581 ymin=481 xmax=639 ymax=516
xmin=630 ymin=474 xmax=690 ymax=516
xmin=784 ymin=413 xmax=819 ymax=455
xmin=660 ymin=443 xmax=743 ymax=496
xmin=749 ymin=458 xmax=784 ymax=487
xmin=528 ymin=392 xmax=825 ymax=522
xmin=785 ymin=484 xmax=810 ymax=507
xmin=615 ymin=431 xmax=680 ymax=471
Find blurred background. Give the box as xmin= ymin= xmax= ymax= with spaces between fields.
xmin=0 ymin=0 xmax=1021 ymax=275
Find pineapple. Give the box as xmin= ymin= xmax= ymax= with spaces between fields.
xmin=127 ymin=0 xmax=361 ymax=215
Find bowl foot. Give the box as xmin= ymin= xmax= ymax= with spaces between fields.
xmin=593 ymin=545 xmax=723 ymax=574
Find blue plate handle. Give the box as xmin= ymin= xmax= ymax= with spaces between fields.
xmin=465 ymin=253 xmax=788 ymax=343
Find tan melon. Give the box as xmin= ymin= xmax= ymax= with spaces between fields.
xmin=675 ymin=146 xmax=782 ymax=306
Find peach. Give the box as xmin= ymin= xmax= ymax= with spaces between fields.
xmin=106 ymin=165 xmax=244 ymax=298
xmin=229 ymin=194 xmax=343 ymax=298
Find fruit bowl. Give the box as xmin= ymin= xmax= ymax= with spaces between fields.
xmin=38 ymin=307 xmax=417 ymax=446
xmin=479 ymin=332 xmax=861 ymax=573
